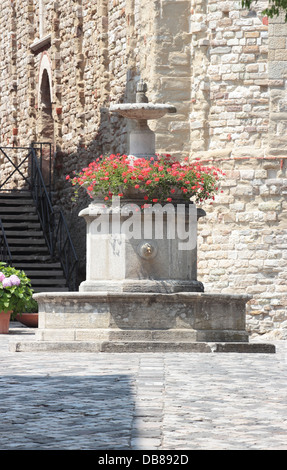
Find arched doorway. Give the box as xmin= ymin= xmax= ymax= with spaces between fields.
xmin=38 ymin=54 xmax=54 ymax=188
xmin=40 ymin=69 xmax=53 ymax=141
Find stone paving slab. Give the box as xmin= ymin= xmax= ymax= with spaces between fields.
xmin=0 ymin=323 xmax=286 ymax=450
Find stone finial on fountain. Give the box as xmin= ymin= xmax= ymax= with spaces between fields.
xmin=136 ymin=80 xmax=149 ymax=103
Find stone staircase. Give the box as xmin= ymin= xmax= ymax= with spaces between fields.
xmin=0 ymin=190 xmax=69 ymax=292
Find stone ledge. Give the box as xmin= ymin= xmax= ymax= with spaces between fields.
xmin=9 ymin=340 xmax=276 ymax=354
xmin=33 ymin=291 xmax=252 ymax=302
xmin=30 ymin=34 xmax=51 ymax=52
xmin=79 ymin=279 xmax=204 ymax=293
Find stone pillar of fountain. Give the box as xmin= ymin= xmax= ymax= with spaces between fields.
xmin=129 ymin=118 xmax=156 ymax=159
xmin=129 ymin=80 xmax=156 ymax=158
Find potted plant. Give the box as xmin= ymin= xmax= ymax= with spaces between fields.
xmin=66 ymin=153 xmax=225 ymax=206
xmin=0 ymin=262 xmax=34 ymax=334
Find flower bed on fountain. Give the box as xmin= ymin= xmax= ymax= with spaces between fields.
xmin=66 ymin=154 xmax=225 ymax=206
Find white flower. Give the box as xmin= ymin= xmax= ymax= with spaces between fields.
xmin=10 ymin=275 xmax=21 ymax=286
xmin=2 ymin=278 xmax=12 ymax=288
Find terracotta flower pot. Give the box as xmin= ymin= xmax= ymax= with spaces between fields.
xmin=0 ymin=311 xmax=12 ymax=334
xmin=15 ymin=313 xmax=38 ymax=328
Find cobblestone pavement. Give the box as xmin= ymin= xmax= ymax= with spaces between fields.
xmin=0 ymin=323 xmax=286 ymax=450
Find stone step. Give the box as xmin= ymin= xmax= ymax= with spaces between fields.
xmin=13 ymin=263 xmax=63 ymax=272
xmin=0 ymin=191 xmax=32 ymax=200
xmin=14 ymin=262 xmax=62 ymax=269
xmin=9 ymin=254 xmax=53 ymax=261
xmin=9 ymin=340 xmax=277 ymax=354
xmin=1 ymin=230 xmax=44 ymax=237
xmin=0 ymin=199 xmax=35 ymax=206
xmin=1 ymin=222 xmax=42 ymax=230
xmin=31 ymin=278 xmax=67 ymax=285
xmin=5 ymin=238 xmax=47 ymax=245
xmin=0 ymin=214 xmax=38 ymax=220
xmin=7 ymin=246 xmax=50 ymax=253
xmin=0 ymin=206 xmax=36 ymax=212
xmin=23 ymin=270 xmax=65 ymax=277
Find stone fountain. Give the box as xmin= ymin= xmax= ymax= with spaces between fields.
xmin=10 ymin=82 xmax=275 ymax=353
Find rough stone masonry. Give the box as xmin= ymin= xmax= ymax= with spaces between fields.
xmin=0 ymin=0 xmax=286 ymax=338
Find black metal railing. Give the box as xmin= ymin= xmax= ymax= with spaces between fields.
xmin=0 ymin=146 xmax=33 ymax=191
xmin=0 ymin=145 xmax=79 ymax=290
xmin=0 ymin=218 xmax=12 ymax=265
xmin=29 ymin=148 xmax=55 ymax=255
xmin=54 ymin=212 xmax=79 ymax=292
xmin=29 ymin=146 xmax=79 ymax=291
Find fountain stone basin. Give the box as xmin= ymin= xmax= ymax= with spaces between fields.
xmin=109 ymin=103 xmax=177 ymax=120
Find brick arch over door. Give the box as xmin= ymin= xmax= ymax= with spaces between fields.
xmin=38 ymin=52 xmax=53 ymax=109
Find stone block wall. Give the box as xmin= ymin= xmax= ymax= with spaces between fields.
xmin=0 ymin=0 xmax=287 ymax=336
xmin=197 ymin=155 xmax=287 ymax=338
xmin=187 ymin=2 xmax=287 ymax=338
xmin=188 ymin=0 xmax=270 ymax=156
